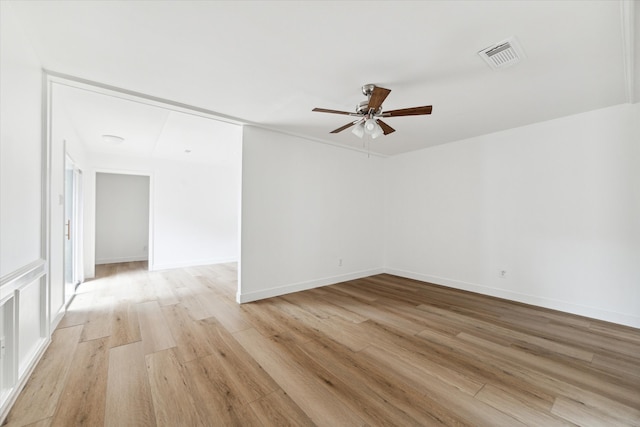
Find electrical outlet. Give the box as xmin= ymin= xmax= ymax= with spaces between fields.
xmin=0 ymin=336 xmax=5 ymax=359
xmin=143 ymin=245 xmax=148 ymax=252
xmin=338 ymin=258 xmax=343 ymax=267
xmin=499 ymin=270 xmax=507 ymax=278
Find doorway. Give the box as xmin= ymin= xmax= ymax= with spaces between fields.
xmin=48 ymin=73 xmax=241 ymax=282
xmin=64 ymin=155 xmax=83 ymax=305
xmin=95 ymin=172 xmax=151 ymax=267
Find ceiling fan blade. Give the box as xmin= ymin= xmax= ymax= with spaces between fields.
xmin=313 ymin=107 xmax=358 ymax=116
xmin=376 ymin=119 xmax=396 ymax=135
xmin=382 ymin=105 xmax=432 ymax=117
xmin=330 ymin=121 xmax=357 ymax=134
xmin=367 ymin=87 xmax=391 ymax=112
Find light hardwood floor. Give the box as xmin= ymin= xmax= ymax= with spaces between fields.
xmin=3 ymin=262 xmax=640 ymax=426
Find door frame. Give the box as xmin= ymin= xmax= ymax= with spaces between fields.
xmin=94 ymin=169 xmax=154 ymax=271
xmin=44 ymin=70 xmax=241 ymax=278
xmin=63 ymin=153 xmax=83 ymax=306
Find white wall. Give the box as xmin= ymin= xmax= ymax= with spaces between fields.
xmin=95 ymin=173 xmax=150 ymax=264
xmin=0 ymin=2 xmax=48 ymax=419
xmin=385 ymin=103 xmax=640 ymax=328
xmin=152 ymin=158 xmax=240 ymax=270
xmin=84 ymin=149 xmax=241 ymax=276
xmin=239 ymin=126 xmax=385 ymax=302
xmin=0 ymin=3 xmax=42 ymax=277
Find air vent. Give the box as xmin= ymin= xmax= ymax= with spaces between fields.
xmin=478 ymin=37 xmax=525 ymax=69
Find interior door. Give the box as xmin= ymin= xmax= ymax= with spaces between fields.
xmin=64 ymin=156 xmax=83 ymax=305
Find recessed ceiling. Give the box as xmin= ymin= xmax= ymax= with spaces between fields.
xmin=9 ymin=0 xmax=638 ymax=156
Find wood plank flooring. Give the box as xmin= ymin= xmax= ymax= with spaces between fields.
xmin=3 ymin=262 xmax=640 ymax=426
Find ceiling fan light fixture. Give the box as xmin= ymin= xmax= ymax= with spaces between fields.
xmin=351 ymin=121 xmax=365 ymax=138
xmin=364 ymin=118 xmax=377 ymax=134
xmin=371 ymin=122 xmax=384 ymax=139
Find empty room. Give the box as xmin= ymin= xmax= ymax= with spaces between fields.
xmin=1 ymin=1 xmax=638 ymax=426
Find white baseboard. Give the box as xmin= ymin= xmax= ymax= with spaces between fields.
xmin=385 ymin=268 xmax=640 ymax=329
xmin=95 ymin=255 xmax=148 ymax=265
xmin=236 ymin=268 xmax=385 ymax=303
xmin=151 ymin=257 xmax=238 ymax=272
xmin=51 ymin=306 xmax=66 ymax=331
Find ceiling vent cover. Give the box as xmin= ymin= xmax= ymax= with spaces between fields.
xmin=478 ymin=37 xmax=525 ymax=69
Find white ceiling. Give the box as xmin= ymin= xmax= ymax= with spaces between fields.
xmin=9 ymin=0 xmax=639 ymax=156
xmin=53 ymin=83 xmax=242 ymax=164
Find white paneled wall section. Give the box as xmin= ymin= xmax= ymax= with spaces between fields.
xmin=0 ymin=3 xmax=49 ymax=420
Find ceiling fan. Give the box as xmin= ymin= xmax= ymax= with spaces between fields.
xmin=312 ymin=84 xmax=432 ymax=139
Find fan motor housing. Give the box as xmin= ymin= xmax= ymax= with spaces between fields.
xmin=356 ymin=100 xmax=382 ymax=116
xmin=356 ymin=100 xmax=369 ymax=114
